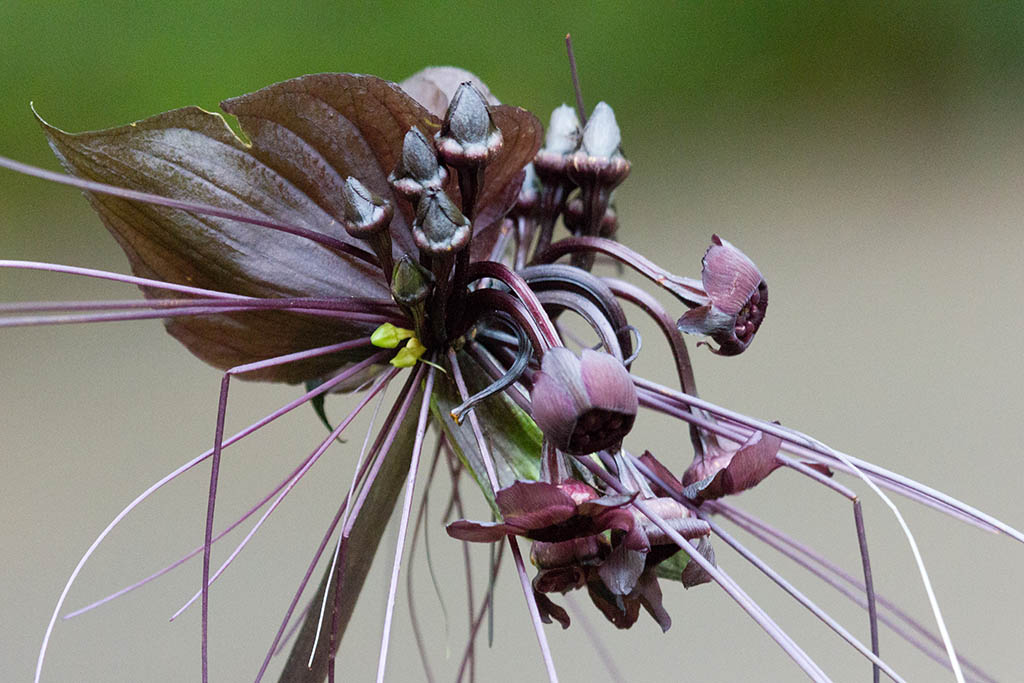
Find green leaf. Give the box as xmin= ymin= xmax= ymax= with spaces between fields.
xmin=278 ymin=383 xmax=422 ymax=682
xmin=431 ymin=351 xmax=541 ymax=509
xmin=653 ymin=548 xmax=691 ymax=582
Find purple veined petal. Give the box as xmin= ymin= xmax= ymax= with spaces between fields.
xmin=701 ymin=235 xmax=764 ymax=316
xmin=579 ymin=348 xmax=638 ymax=416
xmin=530 ymin=367 xmax=581 ymax=451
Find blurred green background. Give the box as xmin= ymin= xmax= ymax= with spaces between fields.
xmin=2 ymin=2 xmax=1023 ymax=682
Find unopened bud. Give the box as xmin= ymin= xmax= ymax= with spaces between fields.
xmin=413 ymin=189 xmax=471 ymax=255
xmin=435 ymin=82 xmax=503 ymax=167
xmin=389 ymin=128 xmax=447 ymax=201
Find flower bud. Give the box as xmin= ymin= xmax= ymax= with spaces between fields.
xmin=390 ymin=255 xmax=433 ymax=339
xmin=340 ymin=176 xmax=394 ymax=275
xmin=530 ymin=347 xmax=638 ymax=455
xmin=533 ymin=104 xmax=581 ymax=180
xmin=435 ymin=82 xmax=503 ymax=167
xmin=676 ymin=235 xmax=768 ymax=355
xmin=388 ymin=128 xmax=447 ymax=201
xmin=567 ymin=102 xmax=630 ymax=189
xmin=340 ymin=177 xmax=393 ymax=238
xmin=412 ymin=189 xmax=471 ymax=255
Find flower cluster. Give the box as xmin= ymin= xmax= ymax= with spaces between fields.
xmin=2 ymin=62 xmax=1020 ymax=683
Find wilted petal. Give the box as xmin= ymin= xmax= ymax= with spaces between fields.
xmin=598 ymin=543 xmax=646 ymax=596
xmin=494 ymin=480 xmax=580 ymax=530
xmin=683 ymin=429 xmax=784 ymax=500
xmin=637 ymin=571 xmax=672 ymax=632
xmin=680 ymin=536 xmax=716 ymax=589
xmin=534 ymin=592 xmax=571 ymax=629
xmin=586 ymin=570 xmax=640 ymax=630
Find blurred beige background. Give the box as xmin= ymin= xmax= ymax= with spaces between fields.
xmin=2 ymin=2 xmax=1023 ymax=681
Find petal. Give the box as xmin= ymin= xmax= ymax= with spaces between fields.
xmin=691 ymin=430 xmax=784 ymax=500
xmin=598 ymin=544 xmax=647 ymax=596
xmin=399 ymin=66 xmax=499 ymax=118
xmin=579 ymin=348 xmax=638 ymax=416
xmin=680 ymin=536 xmax=716 ymax=588
xmin=445 ymin=519 xmax=513 ymax=543
xmin=676 ymin=303 xmax=732 ymax=337
xmin=637 ymin=571 xmax=672 ymax=632
xmin=494 ymin=480 xmax=577 ymax=527
xmin=533 ymin=592 xmax=571 ymax=629
xmin=530 ymin=369 xmax=581 ymax=451
xmin=221 ymin=73 xmax=433 ymax=257
xmin=701 ymin=235 xmax=763 ymax=316
xmin=40 ymin=104 xmax=390 ymax=382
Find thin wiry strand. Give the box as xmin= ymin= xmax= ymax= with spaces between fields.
xmin=638 ymin=387 xmax=998 ymax=534
xmin=0 ymin=300 xmax=402 ymax=328
xmin=439 ymin=438 xmax=482 ymax=679
xmin=376 ymin=365 xmax=435 ymax=683
xmin=171 ymin=369 xmax=394 ymax=621
xmin=313 ymin=372 xmax=394 ymax=670
xmin=701 ymin=513 xmax=903 ymax=682
xmin=635 ymin=377 xmax=1021 ymax=679
xmin=406 ymin=439 xmax=447 ymax=683
xmin=574 ymin=455 xmax=831 ymax=681
xmin=712 ymin=502 xmax=997 ymax=683
xmin=0 ymin=155 xmax=380 ymax=265
xmin=33 ymin=342 xmax=384 ymax=683
xmin=256 ymin=370 xmax=420 ymax=682
xmin=624 ymin=452 xmax=899 ymax=681
xmin=0 ymin=296 xmax=400 ymax=315
xmin=635 ymin=376 xmax=1024 ymax=543
xmin=455 ymin=542 xmax=505 ymax=683
xmin=777 ymin=454 xmax=880 ymax=683
xmin=0 ymin=260 xmax=250 ymax=299
xmin=448 ymin=350 xmax=560 ymax=682
xmin=64 ymin=369 xmax=390 ymax=621
xmin=198 ymin=331 xmax=388 ymax=680
xmin=563 ymin=594 xmax=627 ymax=683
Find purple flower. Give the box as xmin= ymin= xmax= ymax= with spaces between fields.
xmin=677 ymin=234 xmax=768 ymax=355
xmin=0 ymin=55 xmax=1016 ymax=683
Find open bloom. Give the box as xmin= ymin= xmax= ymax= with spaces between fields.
xmin=2 ymin=61 xmax=1021 ymax=683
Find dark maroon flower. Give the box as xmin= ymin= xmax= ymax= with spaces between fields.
xmin=530 ymin=347 xmax=638 ymax=454
xmin=677 ymin=234 xmax=768 ymax=356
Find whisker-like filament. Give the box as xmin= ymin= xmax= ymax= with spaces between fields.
xmin=0 ymin=155 xmax=379 ymax=265
xmin=376 ymin=365 xmax=435 ymax=682
xmin=34 ymin=342 xmax=385 ymax=683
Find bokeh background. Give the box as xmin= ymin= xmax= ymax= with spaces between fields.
xmin=2 ymin=2 xmax=1023 ymax=681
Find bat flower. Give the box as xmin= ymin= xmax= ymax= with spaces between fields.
xmin=676 ymin=234 xmax=768 ymax=355
xmin=3 ymin=56 xmax=1016 ymax=683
